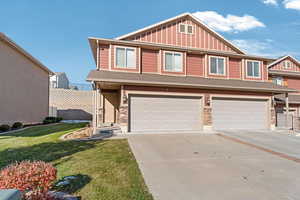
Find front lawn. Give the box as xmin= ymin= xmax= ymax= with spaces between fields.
xmin=0 ymin=123 xmax=153 ymax=200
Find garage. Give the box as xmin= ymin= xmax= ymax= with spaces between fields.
xmin=212 ymin=97 xmax=269 ymax=130
xmin=129 ymin=95 xmax=202 ymax=132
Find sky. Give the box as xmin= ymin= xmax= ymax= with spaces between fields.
xmin=1 ymin=0 xmax=300 ymax=83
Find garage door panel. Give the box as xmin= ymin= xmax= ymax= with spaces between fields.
xmin=130 ymin=95 xmax=202 ymax=132
xmin=212 ymin=98 xmax=268 ymax=130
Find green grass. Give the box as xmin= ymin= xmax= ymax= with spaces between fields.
xmin=0 ymin=123 xmax=153 ymax=200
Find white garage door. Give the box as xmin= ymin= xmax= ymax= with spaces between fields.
xmin=212 ymin=98 xmax=269 ymax=130
xmin=129 ymin=95 xmax=202 ymax=132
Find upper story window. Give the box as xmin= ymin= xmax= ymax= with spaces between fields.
xmin=115 ymin=47 xmax=136 ymax=68
xmin=164 ymin=51 xmax=183 ymax=72
xmin=209 ymin=56 xmax=225 ymax=75
xmin=283 ymin=60 xmax=291 ymax=69
xmin=179 ymin=23 xmax=193 ymax=34
xmin=273 ymin=77 xmax=283 ymax=86
xmin=246 ymin=60 xmax=260 ymax=78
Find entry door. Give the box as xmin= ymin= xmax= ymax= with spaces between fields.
xmin=103 ymin=92 xmax=119 ymax=123
xmin=129 ymin=95 xmax=202 ymax=132
xmin=212 ymin=98 xmax=269 ymax=130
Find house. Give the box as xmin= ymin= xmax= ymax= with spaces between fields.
xmin=86 ymin=13 xmax=296 ymax=133
xmin=0 ymin=33 xmax=53 ymax=125
xmin=268 ymin=55 xmax=300 ymax=128
xmin=50 ymin=72 xmax=70 ymax=89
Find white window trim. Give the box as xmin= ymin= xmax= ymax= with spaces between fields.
xmin=283 ymin=60 xmax=291 ymax=69
xmin=178 ymin=23 xmax=194 ymax=34
xmin=114 ymin=46 xmax=137 ymax=69
xmin=208 ymin=56 xmax=226 ymax=76
xmin=246 ymin=60 xmax=261 ymax=78
xmin=273 ymin=76 xmax=283 ymax=86
xmin=163 ymin=51 xmax=184 ymax=72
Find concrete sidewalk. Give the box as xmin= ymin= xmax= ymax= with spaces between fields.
xmin=128 ymin=133 xmax=300 ymax=200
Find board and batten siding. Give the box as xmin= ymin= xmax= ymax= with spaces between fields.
xmin=271 ymin=57 xmax=300 ymax=72
xmin=122 ymin=16 xmax=238 ymax=54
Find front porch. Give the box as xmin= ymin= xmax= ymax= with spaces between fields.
xmin=92 ymin=82 xmax=128 ymax=133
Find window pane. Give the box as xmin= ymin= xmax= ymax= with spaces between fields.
xmin=217 ymin=58 xmax=224 ymax=74
xmin=180 ymin=24 xmax=185 ymax=33
xmin=253 ymin=62 xmax=260 ymax=77
xmin=165 ymin=53 xmax=173 ymax=70
xmin=126 ymin=49 xmax=135 ymax=68
xmin=247 ymin=61 xmax=253 ymax=76
xmin=187 ymin=25 xmax=193 ymax=34
xmin=174 ymin=53 xmax=182 ymax=72
xmin=116 ymin=48 xmax=125 ymax=67
xmin=210 ymin=57 xmax=217 ymax=74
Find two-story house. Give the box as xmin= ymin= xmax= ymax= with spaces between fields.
xmin=268 ymin=55 xmax=300 ymax=127
xmin=86 ymin=13 xmax=296 ymax=133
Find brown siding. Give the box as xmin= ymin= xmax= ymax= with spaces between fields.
xmin=99 ymin=44 xmax=109 ymax=69
xmin=141 ymin=49 xmax=158 ymax=73
xmin=0 ymin=39 xmax=49 ymax=125
xmin=271 ymin=57 xmax=300 ymax=72
xmin=186 ymin=53 xmax=204 ymax=76
xmin=229 ymin=58 xmax=241 ymax=79
xmin=124 ymin=85 xmax=272 ymax=97
xmin=122 ymin=16 xmax=239 ymax=54
xmin=286 ymin=77 xmax=300 ymax=93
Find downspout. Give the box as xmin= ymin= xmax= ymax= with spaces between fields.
xmin=285 ymin=93 xmax=289 ymax=129
xmin=96 ymin=40 xmax=100 ymax=69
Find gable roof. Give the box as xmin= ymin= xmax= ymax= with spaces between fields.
xmin=0 ymin=33 xmax=53 ymax=75
xmin=115 ymin=12 xmax=245 ymax=55
xmin=268 ymin=55 xmax=300 ymax=68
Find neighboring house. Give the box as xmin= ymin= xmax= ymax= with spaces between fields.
xmin=0 ymin=33 xmax=53 ymax=125
xmin=86 ymin=13 xmax=296 ymax=133
xmin=268 ymin=55 xmax=300 ymax=128
xmin=50 ymin=72 xmax=70 ymax=89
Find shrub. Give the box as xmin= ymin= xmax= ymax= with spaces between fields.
xmin=0 ymin=124 xmax=10 ymax=132
xmin=55 ymin=117 xmax=63 ymax=123
xmin=43 ymin=117 xmax=63 ymax=124
xmin=0 ymin=161 xmax=57 ymax=200
xmin=12 ymin=122 xmax=23 ymax=130
xmin=43 ymin=119 xmax=52 ymax=124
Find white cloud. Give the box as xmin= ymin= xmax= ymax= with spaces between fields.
xmin=231 ymin=39 xmax=299 ymax=58
xmin=283 ymin=0 xmax=300 ymax=10
xmin=193 ymin=11 xmax=265 ymax=33
xmin=263 ymin=0 xmax=278 ymax=6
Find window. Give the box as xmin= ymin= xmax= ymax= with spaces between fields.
xmin=164 ymin=52 xmax=183 ymax=72
xmin=284 ymin=60 xmax=291 ymax=69
xmin=115 ymin=47 xmax=136 ymax=68
xmin=246 ymin=61 xmax=260 ymax=77
xmin=210 ymin=56 xmax=225 ymax=75
xmin=179 ymin=24 xmax=186 ymax=33
xmin=179 ymin=24 xmax=193 ymax=34
xmin=273 ymin=77 xmax=283 ymax=86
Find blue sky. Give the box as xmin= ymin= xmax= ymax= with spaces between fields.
xmin=1 ymin=0 xmax=299 ymax=83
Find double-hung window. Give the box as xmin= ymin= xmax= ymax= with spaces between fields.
xmin=115 ymin=47 xmax=136 ymax=68
xmin=164 ymin=52 xmax=183 ymax=72
xmin=246 ymin=60 xmax=260 ymax=78
xmin=273 ymin=77 xmax=283 ymax=86
xmin=210 ymin=56 xmax=225 ymax=75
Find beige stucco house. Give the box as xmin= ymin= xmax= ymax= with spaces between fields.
xmin=0 ymin=33 xmax=53 ymax=125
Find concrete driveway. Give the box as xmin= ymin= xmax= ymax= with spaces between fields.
xmin=222 ymin=130 xmax=300 ymax=158
xmin=128 ymin=133 xmax=300 ymax=200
